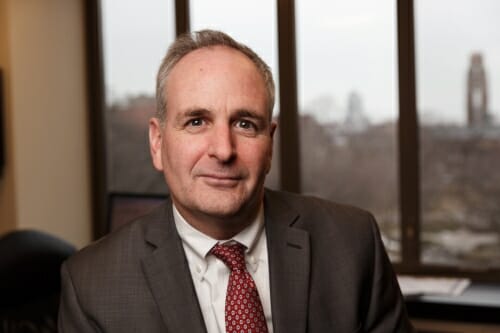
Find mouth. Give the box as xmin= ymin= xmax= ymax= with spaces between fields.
xmin=198 ymin=174 xmax=242 ymax=187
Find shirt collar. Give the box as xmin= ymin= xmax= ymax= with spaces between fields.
xmin=173 ymin=203 xmax=265 ymax=260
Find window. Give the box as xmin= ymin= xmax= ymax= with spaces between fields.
xmin=92 ymin=0 xmax=500 ymax=277
xmin=416 ymin=0 xmax=500 ymax=268
xmin=101 ymin=0 xmax=175 ymax=195
xmin=296 ymin=0 xmax=400 ymax=260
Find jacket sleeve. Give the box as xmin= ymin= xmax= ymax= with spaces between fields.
xmin=58 ymin=262 xmax=101 ymax=333
xmin=363 ymin=214 xmax=415 ymax=333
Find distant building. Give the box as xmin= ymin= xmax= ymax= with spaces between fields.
xmin=467 ymin=53 xmax=490 ymax=127
xmin=344 ymin=91 xmax=369 ymax=132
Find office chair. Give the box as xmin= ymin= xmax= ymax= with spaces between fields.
xmin=0 ymin=229 xmax=76 ymax=333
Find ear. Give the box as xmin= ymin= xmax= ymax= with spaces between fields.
xmin=149 ymin=117 xmax=164 ymax=171
xmin=270 ymin=121 xmax=277 ymax=138
xmin=265 ymin=121 xmax=278 ymax=174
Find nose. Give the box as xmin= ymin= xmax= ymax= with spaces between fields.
xmin=207 ymin=123 xmax=236 ymax=163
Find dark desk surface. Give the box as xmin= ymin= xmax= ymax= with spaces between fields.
xmin=405 ymin=283 xmax=500 ymax=324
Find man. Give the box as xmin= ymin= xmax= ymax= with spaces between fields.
xmin=59 ymin=30 xmax=414 ymax=332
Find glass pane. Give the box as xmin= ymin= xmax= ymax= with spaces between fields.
xmin=191 ymin=0 xmax=280 ymax=190
xmin=102 ymin=0 xmax=174 ymax=194
xmin=297 ymin=0 xmax=400 ymax=260
xmin=416 ymin=0 xmax=500 ymax=268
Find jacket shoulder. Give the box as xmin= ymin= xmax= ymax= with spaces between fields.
xmin=265 ymin=189 xmax=376 ymax=230
xmin=64 ymin=202 xmax=170 ymax=282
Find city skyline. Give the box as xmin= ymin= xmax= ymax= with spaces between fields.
xmin=102 ymin=0 xmax=500 ymax=125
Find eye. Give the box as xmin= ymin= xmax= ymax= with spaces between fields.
xmin=236 ymin=119 xmax=256 ymax=130
xmin=183 ymin=117 xmax=208 ymax=133
xmin=187 ymin=118 xmax=204 ymax=127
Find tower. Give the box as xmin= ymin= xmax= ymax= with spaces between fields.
xmin=467 ymin=53 xmax=489 ymax=127
xmin=344 ymin=91 xmax=369 ymax=132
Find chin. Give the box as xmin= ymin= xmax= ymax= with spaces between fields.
xmin=197 ymin=191 xmax=261 ymax=219
xmin=196 ymin=199 xmax=246 ymax=218
xmin=176 ymin=184 xmax=264 ymax=220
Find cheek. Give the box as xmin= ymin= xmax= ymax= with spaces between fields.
xmin=163 ymin=136 xmax=207 ymax=173
xmin=240 ymin=141 xmax=273 ymax=172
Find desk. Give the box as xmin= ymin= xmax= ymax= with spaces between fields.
xmin=406 ymin=283 xmax=500 ymax=332
xmin=406 ymin=283 xmax=500 ymax=323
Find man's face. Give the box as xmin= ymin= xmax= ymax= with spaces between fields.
xmin=149 ymin=46 xmax=275 ymax=234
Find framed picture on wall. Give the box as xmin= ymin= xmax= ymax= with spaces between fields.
xmin=0 ymin=69 xmax=4 ymax=176
xmin=107 ymin=192 xmax=166 ymax=233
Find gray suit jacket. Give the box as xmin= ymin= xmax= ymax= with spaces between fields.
xmin=58 ymin=190 xmax=414 ymax=332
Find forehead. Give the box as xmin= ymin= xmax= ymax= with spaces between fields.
xmin=171 ymin=45 xmax=259 ymax=77
xmin=165 ymin=46 xmax=267 ymax=101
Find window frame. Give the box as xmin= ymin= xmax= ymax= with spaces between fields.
xmin=85 ymin=0 xmax=500 ymax=280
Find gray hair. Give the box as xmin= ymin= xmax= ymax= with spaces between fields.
xmin=155 ymin=29 xmax=275 ymax=123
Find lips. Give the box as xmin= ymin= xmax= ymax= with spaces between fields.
xmin=197 ymin=173 xmax=243 ymax=187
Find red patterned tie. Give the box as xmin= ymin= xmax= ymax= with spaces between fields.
xmin=211 ymin=243 xmax=269 ymax=333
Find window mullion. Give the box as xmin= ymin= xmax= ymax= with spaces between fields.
xmin=277 ymin=0 xmax=301 ymax=193
xmin=397 ymin=0 xmax=421 ymax=270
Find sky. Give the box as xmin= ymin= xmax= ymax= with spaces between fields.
xmin=102 ymin=0 xmax=500 ymax=125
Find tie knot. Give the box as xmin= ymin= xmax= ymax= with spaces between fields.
xmin=210 ymin=242 xmax=246 ymax=271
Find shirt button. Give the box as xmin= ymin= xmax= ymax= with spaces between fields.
xmin=196 ymin=266 xmax=201 ymax=273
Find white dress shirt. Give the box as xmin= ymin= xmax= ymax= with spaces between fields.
xmin=173 ymin=204 xmax=273 ymax=333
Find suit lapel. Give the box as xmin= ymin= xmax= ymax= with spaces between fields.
xmin=139 ymin=192 xmax=311 ymax=333
xmin=141 ymin=201 xmax=207 ymax=333
xmin=265 ymin=191 xmax=310 ymax=333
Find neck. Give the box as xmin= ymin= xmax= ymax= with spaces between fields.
xmin=173 ymin=200 xmax=262 ymax=240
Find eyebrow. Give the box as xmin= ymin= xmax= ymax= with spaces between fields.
xmin=175 ymin=108 xmax=211 ymax=123
xmin=233 ymin=109 xmax=267 ymax=123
